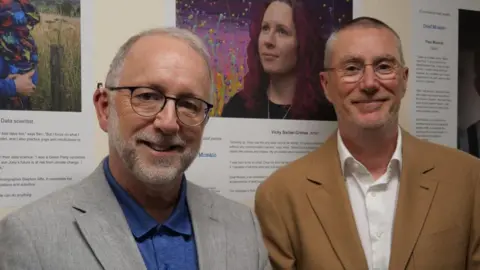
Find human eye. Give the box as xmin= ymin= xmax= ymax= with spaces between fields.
xmin=177 ymin=98 xmax=205 ymax=116
xmin=342 ymin=63 xmax=362 ymax=75
xmin=375 ymin=61 xmax=395 ymax=74
xmin=261 ymin=24 xmax=269 ymax=32
xmin=132 ymin=88 xmax=163 ymax=101
xmin=276 ymin=26 xmax=289 ymax=35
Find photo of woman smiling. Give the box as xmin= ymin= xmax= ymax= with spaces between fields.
xmin=221 ymin=0 xmax=341 ymax=121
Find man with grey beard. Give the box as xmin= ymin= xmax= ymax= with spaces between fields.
xmin=0 ymin=27 xmax=270 ymax=270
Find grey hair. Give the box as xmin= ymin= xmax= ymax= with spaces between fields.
xmin=105 ymin=27 xmax=215 ymax=102
xmin=324 ymin=17 xmax=405 ymax=68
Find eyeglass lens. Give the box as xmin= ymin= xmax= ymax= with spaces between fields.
xmin=340 ymin=60 xmax=399 ymax=83
xmin=130 ymin=87 xmax=209 ymax=126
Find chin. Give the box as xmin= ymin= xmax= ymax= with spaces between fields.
xmin=127 ymin=152 xmax=180 ymax=182
xmin=261 ymin=64 xmax=280 ymax=74
xmin=359 ymin=122 xmax=387 ymax=130
xmin=263 ymin=68 xmax=276 ymax=74
xmin=351 ymin=109 xmax=393 ymax=126
xmin=134 ymin=163 xmax=181 ymax=186
xmin=354 ymin=116 xmax=391 ymax=130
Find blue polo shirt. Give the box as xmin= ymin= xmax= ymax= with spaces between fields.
xmin=103 ymin=157 xmax=198 ymax=270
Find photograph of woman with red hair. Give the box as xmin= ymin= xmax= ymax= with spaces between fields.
xmin=176 ymin=0 xmax=351 ymax=120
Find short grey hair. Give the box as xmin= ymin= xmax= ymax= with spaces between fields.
xmin=105 ymin=27 xmax=214 ymax=102
xmin=324 ymin=17 xmax=405 ymax=68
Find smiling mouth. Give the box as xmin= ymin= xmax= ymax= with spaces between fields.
xmin=262 ymin=53 xmax=278 ymax=58
xmin=140 ymin=140 xmax=183 ymax=152
xmin=351 ymin=99 xmax=388 ymax=112
xmin=352 ymin=98 xmax=388 ymax=104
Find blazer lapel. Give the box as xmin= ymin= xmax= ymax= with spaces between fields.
xmin=389 ymin=131 xmax=438 ymax=270
xmin=71 ymin=165 xmax=146 ymax=270
xmin=187 ymin=182 xmax=226 ymax=270
xmin=305 ymin=133 xmax=369 ymax=270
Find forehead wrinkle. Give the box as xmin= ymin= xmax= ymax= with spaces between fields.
xmin=117 ymin=63 xmax=149 ymax=86
xmin=118 ymin=47 xmax=153 ymax=86
xmin=119 ymin=37 xmax=210 ymax=99
xmin=332 ymin=29 xmax=400 ymax=65
xmin=122 ymin=35 xmax=203 ymax=72
xmin=339 ymin=53 xmax=398 ymax=64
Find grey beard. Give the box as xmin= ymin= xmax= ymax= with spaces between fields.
xmin=108 ymin=106 xmax=198 ymax=186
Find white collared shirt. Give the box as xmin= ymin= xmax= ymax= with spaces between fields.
xmin=337 ymin=128 xmax=402 ymax=270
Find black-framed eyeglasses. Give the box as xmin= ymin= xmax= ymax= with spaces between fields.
xmin=104 ymin=85 xmax=213 ymax=126
xmin=324 ymin=58 xmax=404 ymax=83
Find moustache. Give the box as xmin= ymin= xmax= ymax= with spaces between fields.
xmin=351 ymin=97 xmax=389 ymax=104
xmin=135 ymin=132 xmax=186 ymax=148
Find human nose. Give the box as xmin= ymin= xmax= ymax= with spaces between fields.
xmin=153 ymin=99 xmax=180 ymax=134
xmin=358 ymin=64 xmax=379 ymax=89
xmin=263 ymin=31 xmax=275 ymax=47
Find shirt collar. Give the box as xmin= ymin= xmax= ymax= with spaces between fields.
xmin=337 ymin=126 xmax=403 ymax=175
xmin=103 ymin=157 xmax=192 ymax=240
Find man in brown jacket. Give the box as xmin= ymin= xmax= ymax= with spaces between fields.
xmin=255 ymin=16 xmax=480 ymax=270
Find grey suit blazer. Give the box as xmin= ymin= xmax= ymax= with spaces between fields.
xmin=0 ymin=163 xmax=271 ymax=270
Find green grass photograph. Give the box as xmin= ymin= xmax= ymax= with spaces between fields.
xmin=27 ymin=0 xmax=81 ymax=112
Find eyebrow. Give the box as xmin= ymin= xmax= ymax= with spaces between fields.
xmin=373 ymin=54 xmax=397 ymax=62
xmin=338 ymin=55 xmax=364 ymax=64
xmin=338 ymin=54 xmax=398 ymax=64
xmin=262 ymin=20 xmax=292 ymax=32
xmin=145 ymin=83 xmax=205 ymax=100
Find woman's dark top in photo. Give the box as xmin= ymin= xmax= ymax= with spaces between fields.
xmin=221 ymin=92 xmax=337 ymax=121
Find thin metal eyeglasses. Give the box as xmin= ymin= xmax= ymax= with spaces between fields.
xmin=324 ymin=58 xmax=404 ymax=83
xmin=105 ymin=85 xmax=213 ymax=126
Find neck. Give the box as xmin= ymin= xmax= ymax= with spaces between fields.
xmin=339 ymin=121 xmax=399 ymax=179
xmin=108 ymin=152 xmax=181 ymax=223
xmin=267 ymin=73 xmax=296 ymax=105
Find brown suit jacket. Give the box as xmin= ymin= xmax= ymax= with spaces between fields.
xmin=255 ymin=129 xmax=480 ymax=270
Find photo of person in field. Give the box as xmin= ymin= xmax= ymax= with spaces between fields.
xmin=0 ymin=0 xmax=39 ymax=110
xmin=0 ymin=0 xmax=81 ymax=112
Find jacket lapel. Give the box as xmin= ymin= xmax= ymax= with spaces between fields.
xmin=71 ymin=165 xmax=146 ymax=270
xmin=389 ymin=131 xmax=438 ymax=270
xmin=305 ymin=133 xmax=369 ymax=270
xmin=187 ymin=182 xmax=226 ymax=270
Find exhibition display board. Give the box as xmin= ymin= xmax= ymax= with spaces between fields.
xmin=0 ymin=0 xmax=95 ymax=208
xmin=409 ymin=0 xmax=480 ymax=158
xmin=173 ymin=0 xmax=360 ymax=206
xmin=1 ymin=0 xmax=479 ymax=217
